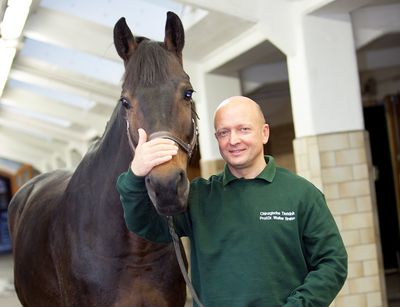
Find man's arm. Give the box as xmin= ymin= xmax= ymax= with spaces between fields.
xmin=284 ymin=194 xmax=348 ymax=307
xmin=117 ymin=168 xmax=172 ymax=243
xmin=116 ymin=128 xmax=179 ymax=243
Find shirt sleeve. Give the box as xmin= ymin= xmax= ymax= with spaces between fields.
xmin=284 ymin=193 xmax=348 ymax=307
xmin=116 ymin=167 xmax=172 ymax=243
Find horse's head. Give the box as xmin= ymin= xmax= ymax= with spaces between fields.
xmin=113 ymin=12 xmax=197 ymax=216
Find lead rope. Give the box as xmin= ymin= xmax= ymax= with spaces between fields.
xmin=167 ymin=216 xmax=205 ymax=307
xmin=126 ymin=119 xmax=204 ymax=307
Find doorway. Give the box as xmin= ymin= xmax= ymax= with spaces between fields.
xmin=363 ymin=95 xmax=400 ymax=305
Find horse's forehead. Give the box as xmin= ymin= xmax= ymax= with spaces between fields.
xmin=134 ymin=75 xmax=189 ymax=95
xmin=125 ymin=72 xmax=190 ymax=96
xmin=123 ymin=58 xmax=189 ymax=92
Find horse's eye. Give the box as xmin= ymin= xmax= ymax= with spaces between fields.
xmin=184 ymin=90 xmax=193 ymax=101
xmin=120 ymin=97 xmax=131 ymax=109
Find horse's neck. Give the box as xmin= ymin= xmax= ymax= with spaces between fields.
xmin=67 ymin=111 xmax=133 ymax=205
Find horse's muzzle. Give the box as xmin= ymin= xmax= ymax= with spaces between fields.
xmin=145 ymin=168 xmax=189 ymax=216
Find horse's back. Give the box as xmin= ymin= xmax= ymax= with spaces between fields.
xmin=8 ymin=170 xmax=72 ymax=307
xmin=8 ymin=169 xmax=71 ymax=236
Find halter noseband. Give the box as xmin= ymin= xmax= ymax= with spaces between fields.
xmin=126 ymin=118 xmax=198 ymax=159
xmin=148 ymin=119 xmax=198 ymax=158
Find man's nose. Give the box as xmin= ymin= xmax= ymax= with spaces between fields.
xmin=229 ymin=130 xmax=240 ymax=144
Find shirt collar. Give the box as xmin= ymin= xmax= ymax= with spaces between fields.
xmin=222 ymin=155 xmax=276 ymax=186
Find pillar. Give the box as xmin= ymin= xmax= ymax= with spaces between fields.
xmin=288 ymin=12 xmax=387 ymax=307
xmin=185 ymin=60 xmax=242 ymax=178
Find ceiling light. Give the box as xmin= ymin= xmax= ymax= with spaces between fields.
xmin=0 ymin=0 xmax=32 ymax=39
xmin=0 ymin=0 xmax=32 ymax=96
xmin=0 ymin=41 xmax=16 ymax=96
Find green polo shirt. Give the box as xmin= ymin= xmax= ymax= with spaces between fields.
xmin=117 ymin=156 xmax=347 ymax=307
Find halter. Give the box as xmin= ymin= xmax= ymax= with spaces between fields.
xmin=125 ymin=116 xmax=204 ymax=307
xmin=148 ymin=119 xmax=198 ymax=158
xmin=125 ymin=118 xmax=198 ymax=159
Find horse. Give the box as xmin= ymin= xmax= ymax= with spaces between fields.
xmin=8 ymin=11 xmax=197 ymax=307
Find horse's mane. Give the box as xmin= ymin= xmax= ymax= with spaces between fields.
xmin=87 ymin=104 xmax=124 ymax=153
xmin=123 ymin=39 xmax=170 ymax=89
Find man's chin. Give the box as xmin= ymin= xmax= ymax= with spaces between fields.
xmin=226 ymin=156 xmax=247 ymax=168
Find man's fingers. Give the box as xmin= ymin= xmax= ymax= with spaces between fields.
xmin=150 ymin=142 xmax=178 ymax=152
xmin=143 ymin=138 xmax=178 ymax=153
xmin=137 ymin=128 xmax=147 ymax=147
xmin=130 ymin=132 xmax=179 ymax=177
xmin=147 ymin=148 xmax=178 ymax=160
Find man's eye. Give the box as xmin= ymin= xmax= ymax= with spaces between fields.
xmin=216 ymin=130 xmax=229 ymax=138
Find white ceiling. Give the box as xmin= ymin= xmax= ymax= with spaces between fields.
xmin=0 ymin=0 xmax=399 ymax=172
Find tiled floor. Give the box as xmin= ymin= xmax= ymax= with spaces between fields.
xmin=387 ymin=271 xmax=400 ymax=307
xmin=0 ymin=253 xmax=20 ymax=307
xmin=0 ymin=252 xmax=399 ymax=307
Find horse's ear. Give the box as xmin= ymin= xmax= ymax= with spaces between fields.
xmin=164 ymin=11 xmax=185 ymax=63
xmin=114 ymin=17 xmax=137 ymax=64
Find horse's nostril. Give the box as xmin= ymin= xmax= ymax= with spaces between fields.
xmin=147 ymin=170 xmax=187 ymax=195
xmin=178 ymin=170 xmax=186 ymax=185
xmin=145 ymin=176 xmax=152 ymax=188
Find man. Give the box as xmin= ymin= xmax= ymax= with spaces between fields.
xmin=117 ymin=96 xmax=348 ymax=306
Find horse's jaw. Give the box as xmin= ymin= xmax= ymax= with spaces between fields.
xmin=145 ymin=172 xmax=190 ymax=216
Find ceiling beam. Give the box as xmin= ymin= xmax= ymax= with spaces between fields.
xmin=352 ymin=3 xmax=400 ymax=49
xmin=11 ymin=56 xmax=120 ymax=108
xmin=0 ymin=110 xmax=91 ymax=143
xmin=183 ymin=11 xmax=256 ymax=62
xmin=310 ymin=0 xmax=390 ymax=15
xmin=24 ymin=7 xmax=120 ymax=62
xmin=0 ymin=125 xmax=68 ymax=153
xmin=202 ymin=24 xmax=266 ymax=73
xmin=177 ymin=0 xmax=260 ymax=21
xmin=2 ymin=87 xmax=109 ymax=134
xmin=0 ymin=133 xmax=56 ymax=160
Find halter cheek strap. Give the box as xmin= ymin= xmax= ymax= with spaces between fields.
xmin=126 ymin=120 xmax=136 ymax=152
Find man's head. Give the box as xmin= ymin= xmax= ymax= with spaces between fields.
xmin=214 ymin=96 xmax=269 ymax=178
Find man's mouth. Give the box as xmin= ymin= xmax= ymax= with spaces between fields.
xmin=229 ymin=148 xmax=245 ymax=155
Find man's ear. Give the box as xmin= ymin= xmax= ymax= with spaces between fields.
xmin=262 ymin=124 xmax=270 ymax=144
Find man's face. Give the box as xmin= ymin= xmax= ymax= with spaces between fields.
xmin=214 ymin=101 xmax=269 ymax=176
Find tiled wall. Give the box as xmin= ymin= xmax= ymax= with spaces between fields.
xmin=200 ymin=159 xmax=225 ymax=178
xmin=293 ymin=130 xmax=388 ymax=307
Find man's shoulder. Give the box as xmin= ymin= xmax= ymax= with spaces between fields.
xmin=274 ymin=166 xmax=323 ymax=197
xmin=191 ymin=172 xmax=224 ymax=186
xmin=190 ymin=173 xmax=223 ymax=190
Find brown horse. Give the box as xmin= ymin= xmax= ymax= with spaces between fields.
xmin=8 ymin=11 xmax=196 ymax=307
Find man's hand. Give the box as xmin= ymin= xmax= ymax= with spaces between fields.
xmin=130 ymin=128 xmax=178 ymax=176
